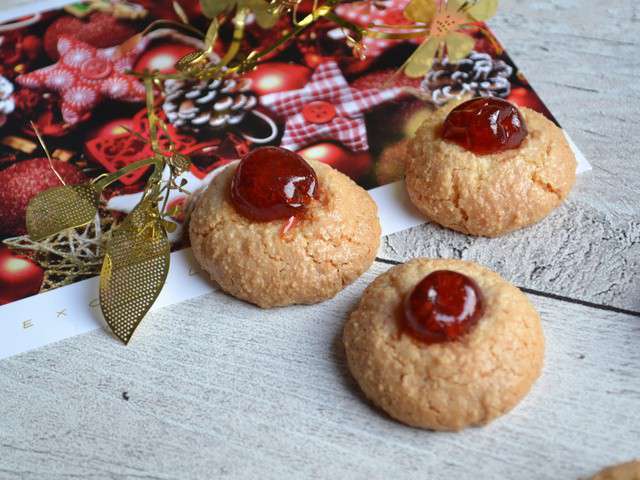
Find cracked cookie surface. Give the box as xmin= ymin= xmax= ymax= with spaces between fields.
xmin=343 ymin=258 xmax=544 ymax=431
xmin=405 ymin=106 xmax=577 ymax=237
xmin=189 ymin=160 xmax=381 ymax=308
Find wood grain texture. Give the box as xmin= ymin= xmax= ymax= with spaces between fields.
xmin=381 ymin=0 xmax=640 ymax=312
xmin=1 ymin=0 xmax=639 ymax=478
xmin=1 ymin=262 xmax=639 ymax=480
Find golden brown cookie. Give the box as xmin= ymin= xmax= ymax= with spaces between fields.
xmin=375 ymin=138 xmax=409 ymax=185
xmin=405 ymin=102 xmax=577 ymax=237
xmin=343 ymin=258 xmax=544 ymax=431
xmin=189 ymin=159 xmax=381 ymax=308
xmin=591 ymin=461 xmax=640 ymax=480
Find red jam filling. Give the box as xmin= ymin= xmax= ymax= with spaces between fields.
xmin=230 ymin=146 xmax=319 ymax=222
xmin=441 ymin=97 xmax=528 ymax=155
xmin=401 ymin=270 xmax=484 ymax=344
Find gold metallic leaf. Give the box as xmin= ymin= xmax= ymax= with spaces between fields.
xmin=460 ymin=0 xmax=498 ymax=21
xmin=200 ymin=0 xmax=236 ymax=18
xmin=203 ymin=17 xmax=220 ymax=50
xmin=175 ymin=50 xmax=209 ymax=74
xmin=404 ymin=0 xmax=437 ymax=23
xmin=26 ymin=184 xmax=100 ymax=241
xmin=200 ymin=0 xmax=276 ymax=26
xmin=444 ymin=32 xmax=475 ymax=61
xmin=404 ymin=37 xmax=439 ymax=77
xmin=173 ymin=1 xmax=190 ymax=23
xmin=100 ymin=203 xmax=170 ymax=344
xmin=170 ymin=153 xmax=191 ymax=174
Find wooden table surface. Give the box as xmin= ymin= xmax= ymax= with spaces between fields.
xmin=1 ymin=1 xmax=639 ymax=479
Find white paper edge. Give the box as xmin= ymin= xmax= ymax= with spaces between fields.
xmin=0 ymin=248 xmax=214 ymax=359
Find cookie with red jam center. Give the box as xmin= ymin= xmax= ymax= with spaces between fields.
xmin=405 ymin=97 xmax=577 ymax=237
xmin=343 ymin=258 xmax=544 ymax=431
xmin=190 ymin=147 xmax=381 ymax=308
xmin=401 ymin=270 xmax=484 ymax=344
xmin=230 ymin=147 xmax=318 ymax=222
xmin=441 ymin=97 xmax=528 ymax=155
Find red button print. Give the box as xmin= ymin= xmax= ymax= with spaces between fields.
xmin=301 ymin=101 xmax=337 ymax=124
xmin=81 ymin=58 xmax=112 ymax=80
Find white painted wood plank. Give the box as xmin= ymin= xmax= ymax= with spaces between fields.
xmin=0 ymin=261 xmax=638 ymax=480
xmin=381 ymin=200 xmax=640 ymax=312
xmin=0 ymin=0 xmax=639 ymax=479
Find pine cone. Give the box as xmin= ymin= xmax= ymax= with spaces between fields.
xmin=162 ymin=77 xmax=258 ymax=133
xmin=421 ymin=51 xmax=513 ymax=107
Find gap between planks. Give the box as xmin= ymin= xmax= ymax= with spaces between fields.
xmin=374 ymin=257 xmax=640 ymax=319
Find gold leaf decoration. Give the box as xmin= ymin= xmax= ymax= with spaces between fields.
xmin=402 ymin=0 xmax=498 ymax=78
xmin=460 ymin=0 xmax=499 ymax=21
xmin=200 ymin=0 xmax=278 ymax=28
xmin=170 ymin=152 xmax=192 ymax=174
xmin=100 ymin=202 xmax=170 ymax=344
xmin=404 ymin=0 xmax=437 ymax=23
xmin=26 ymin=184 xmax=100 ymax=241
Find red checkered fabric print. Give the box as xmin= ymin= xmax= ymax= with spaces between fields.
xmin=260 ymin=61 xmax=405 ymax=152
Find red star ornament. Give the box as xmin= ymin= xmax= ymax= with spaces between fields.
xmin=260 ymin=61 xmax=406 ymax=152
xmin=16 ymin=35 xmax=146 ymax=125
xmin=335 ymin=0 xmax=419 ymax=59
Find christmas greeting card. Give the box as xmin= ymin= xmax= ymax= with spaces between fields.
xmin=0 ymin=0 xmax=589 ymax=359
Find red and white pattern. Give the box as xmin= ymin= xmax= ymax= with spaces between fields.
xmin=16 ymin=36 xmax=147 ymax=125
xmin=335 ymin=0 xmax=420 ymax=59
xmin=260 ymin=61 xmax=405 ymax=152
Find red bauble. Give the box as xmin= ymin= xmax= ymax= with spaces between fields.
xmin=0 ymin=31 xmax=42 ymax=78
xmin=133 ymin=41 xmax=198 ymax=74
xmin=21 ymin=35 xmax=42 ymax=60
xmin=0 ymin=247 xmax=44 ymax=305
xmin=242 ymin=63 xmax=312 ymax=96
xmin=87 ymin=117 xmax=135 ymax=140
xmin=0 ymin=158 xmax=87 ymax=236
xmin=507 ymin=86 xmax=552 ymax=118
xmin=136 ymin=0 xmax=201 ymax=21
xmin=85 ymin=109 xmax=219 ymax=185
xmin=402 ymin=270 xmax=484 ymax=344
xmin=14 ymin=90 xmax=69 ymax=137
xmin=230 ymin=147 xmax=318 ymax=222
xmin=442 ymin=98 xmax=527 ymax=155
xmin=297 ymin=143 xmax=372 ymax=180
xmin=44 ymin=12 xmax=138 ymax=60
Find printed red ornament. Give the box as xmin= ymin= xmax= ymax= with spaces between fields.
xmin=16 ymin=35 xmax=147 ymax=125
xmin=0 ymin=158 xmax=87 ymax=236
xmin=133 ymin=41 xmax=198 ymax=74
xmin=297 ymin=142 xmax=372 ymax=180
xmin=85 ymin=109 xmax=223 ymax=185
xmin=0 ymin=31 xmax=42 ymax=78
xmin=136 ymin=0 xmax=201 ymax=21
xmin=507 ymin=86 xmax=552 ymax=119
xmin=87 ymin=117 xmax=135 ymax=140
xmin=13 ymin=89 xmax=69 ymax=137
xmin=0 ymin=247 xmax=44 ymax=305
xmin=43 ymin=12 xmax=138 ymax=60
xmin=242 ymin=62 xmax=312 ymax=96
